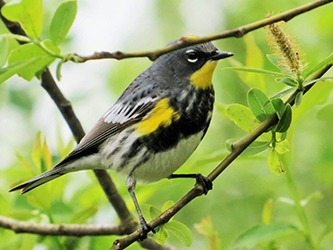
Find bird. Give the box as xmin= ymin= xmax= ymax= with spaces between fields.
xmin=9 ymin=38 xmax=233 ymax=239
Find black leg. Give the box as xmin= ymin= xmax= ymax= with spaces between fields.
xmin=169 ymin=173 xmax=213 ymax=195
xmin=126 ymin=175 xmax=155 ymax=240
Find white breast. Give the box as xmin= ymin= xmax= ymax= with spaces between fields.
xmin=130 ymin=132 xmax=204 ymax=183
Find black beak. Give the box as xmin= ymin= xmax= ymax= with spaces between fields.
xmin=209 ymin=50 xmax=234 ymax=61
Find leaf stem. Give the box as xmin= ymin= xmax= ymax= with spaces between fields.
xmin=283 ymin=162 xmax=319 ymax=250
xmin=34 ymin=40 xmax=63 ymax=59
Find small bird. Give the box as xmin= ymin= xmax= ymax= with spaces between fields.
xmin=9 ymin=38 xmax=233 ymax=239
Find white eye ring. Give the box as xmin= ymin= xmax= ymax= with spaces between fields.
xmin=185 ymin=49 xmax=199 ymax=63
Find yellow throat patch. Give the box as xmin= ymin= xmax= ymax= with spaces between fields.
xmin=190 ymin=61 xmax=218 ymax=88
xmin=137 ymin=98 xmax=180 ymax=135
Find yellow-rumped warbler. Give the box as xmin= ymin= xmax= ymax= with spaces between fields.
xmin=10 ymin=39 xmax=233 ymax=238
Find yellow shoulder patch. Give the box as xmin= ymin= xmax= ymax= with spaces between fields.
xmin=137 ymin=98 xmax=180 ymax=135
xmin=190 ymin=61 xmax=218 ymax=88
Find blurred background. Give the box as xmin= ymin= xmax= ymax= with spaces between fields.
xmin=0 ymin=0 xmax=333 ymax=249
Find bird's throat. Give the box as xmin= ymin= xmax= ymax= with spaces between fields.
xmin=190 ymin=61 xmax=218 ymax=88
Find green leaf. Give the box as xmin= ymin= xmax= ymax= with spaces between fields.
xmin=43 ymin=139 xmax=52 ymax=171
xmin=304 ymin=77 xmax=333 ymax=87
xmin=0 ymin=59 xmax=38 ymax=84
xmin=70 ymin=206 xmax=98 ymax=224
xmin=10 ymin=211 xmax=42 ymax=221
xmin=271 ymin=98 xmax=285 ymax=119
xmin=194 ymin=216 xmax=221 ymax=250
xmin=277 ymin=132 xmax=287 ymax=142
xmin=32 ymin=131 xmax=42 ymax=169
xmin=194 ymin=216 xmax=215 ymax=238
xmin=302 ymin=52 xmax=333 ymax=79
xmin=247 ymin=88 xmax=275 ymax=122
xmin=293 ymin=80 xmax=333 ymax=122
xmin=56 ymin=60 xmax=63 ymax=81
xmin=227 ymin=59 xmax=248 ymax=85
xmin=295 ymin=92 xmax=303 ymax=107
xmin=150 ymin=206 xmax=162 ymax=220
xmin=317 ymin=103 xmax=333 ymax=121
xmin=165 ymin=221 xmax=193 ymax=247
xmin=26 ymin=190 xmax=51 ymax=211
xmin=267 ymin=149 xmax=284 ymax=175
xmin=214 ymin=102 xmax=227 ymax=117
xmin=1 ymin=0 xmax=43 ymax=38
xmin=223 ymin=67 xmax=291 ymax=78
xmin=318 ymin=222 xmax=333 ymax=245
xmin=15 ymin=152 xmax=34 ymax=175
xmin=232 ymin=223 xmax=299 ymax=249
xmin=0 ymin=33 xmax=31 ymax=43
xmin=262 ymin=199 xmax=275 ymax=224
xmin=50 ymin=1 xmax=77 ymax=45
xmin=277 ymin=197 xmax=295 ymax=206
xmin=275 ymin=140 xmax=290 ymax=155
xmin=7 ymin=42 xmax=55 ymax=81
xmin=0 ymin=36 xmax=10 ymax=68
xmin=41 ymin=39 xmax=61 ymax=54
xmin=300 ymin=191 xmax=324 ymax=207
xmin=266 ymin=54 xmax=289 ymax=72
xmin=244 ymin=33 xmax=266 ymax=92
xmin=226 ymin=139 xmax=270 ymax=156
xmin=0 ymin=194 xmax=10 ymax=215
xmin=277 ymin=77 xmax=298 ymax=87
xmin=271 ymin=87 xmax=296 ymax=100
xmin=275 ymin=104 xmax=292 ymax=133
xmin=266 ymin=54 xmax=280 ymax=68
xmin=225 ymin=104 xmax=258 ymax=132
xmin=162 ymin=201 xmax=174 ymax=212
xmin=155 ymin=225 xmax=169 ymax=245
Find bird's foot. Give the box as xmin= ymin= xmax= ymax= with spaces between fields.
xmin=138 ymin=220 xmax=156 ymax=241
xmin=195 ymin=174 xmax=213 ymax=195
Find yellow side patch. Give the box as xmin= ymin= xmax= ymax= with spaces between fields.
xmin=190 ymin=61 xmax=218 ymax=88
xmin=137 ymin=98 xmax=180 ymax=135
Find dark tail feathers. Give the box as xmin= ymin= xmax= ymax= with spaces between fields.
xmin=9 ymin=167 xmax=65 ymax=194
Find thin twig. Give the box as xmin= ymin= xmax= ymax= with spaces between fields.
xmin=71 ymin=0 xmax=333 ymax=62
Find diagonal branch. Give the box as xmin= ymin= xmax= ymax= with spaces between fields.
xmin=110 ymin=66 xmax=332 ymax=249
xmin=71 ymin=0 xmax=333 ymax=62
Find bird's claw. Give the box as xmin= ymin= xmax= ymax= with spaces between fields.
xmin=138 ymin=221 xmax=156 ymax=241
xmin=195 ymin=174 xmax=213 ymax=195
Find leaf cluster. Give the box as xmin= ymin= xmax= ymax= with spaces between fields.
xmin=0 ymin=0 xmax=77 ymax=83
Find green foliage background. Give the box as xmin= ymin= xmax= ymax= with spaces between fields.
xmin=1 ymin=0 xmax=333 ymax=249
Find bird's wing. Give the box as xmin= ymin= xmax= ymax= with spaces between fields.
xmin=55 ymin=96 xmax=158 ymax=167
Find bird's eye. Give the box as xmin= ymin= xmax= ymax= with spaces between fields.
xmin=185 ymin=49 xmax=199 ymax=63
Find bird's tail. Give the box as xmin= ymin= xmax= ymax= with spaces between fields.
xmin=9 ymin=167 xmax=66 ymax=194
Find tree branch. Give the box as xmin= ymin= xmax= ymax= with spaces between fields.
xmin=71 ymin=0 xmax=333 ymax=62
xmin=0 ymin=215 xmax=123 ymax=236
xmin=110 ymin=66 xmax=332 ymax=249
xmin=0 ymin=216 xmax=177 ymax=250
